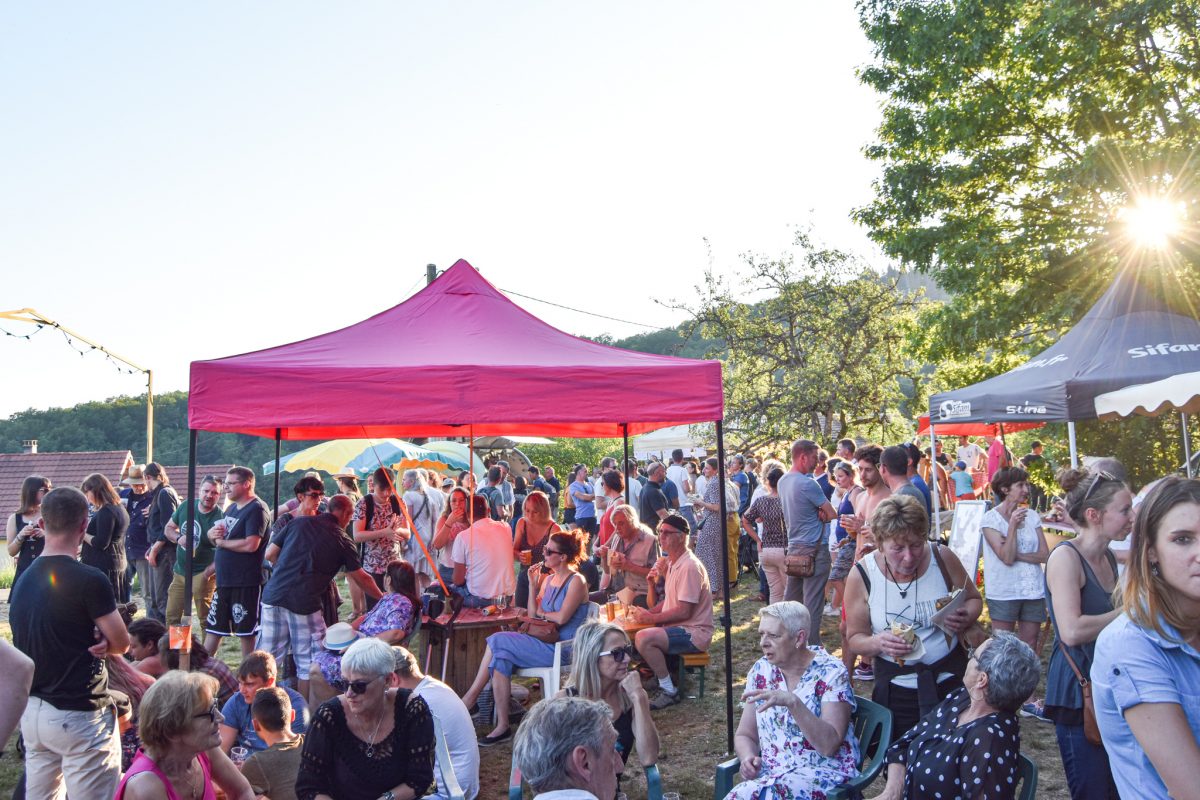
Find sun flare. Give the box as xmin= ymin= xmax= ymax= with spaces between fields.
xmin=1121 ymin=196 xmax=1185 ymax=250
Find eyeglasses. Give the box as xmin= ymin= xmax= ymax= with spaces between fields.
xmin=304 ymin=492 xmax=325 ymax=499
xmin=657 ymin=526 xmax=683 ymax=537
xmin=345 ymin=676 xmax=382 ymax=696
xmin=599 ymin=644 xmax=636 ymax=663
xmin=193 ymin=701 xmax=220 ymax=723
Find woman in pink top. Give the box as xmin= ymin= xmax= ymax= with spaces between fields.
xmin=115 ymin=671 xmax=253 ymax=800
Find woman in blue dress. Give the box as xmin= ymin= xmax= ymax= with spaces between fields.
xmin=461 ymin=528 xmax=590 ymax=746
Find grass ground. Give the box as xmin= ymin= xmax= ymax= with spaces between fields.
xmin=0 ymin=574 xmax=1068 ymax=799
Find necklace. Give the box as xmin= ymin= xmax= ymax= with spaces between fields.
xmin=361 ymin=708 xmax=387 ymax=758
xmin=884 ymin=560 xmax=917 ymax=599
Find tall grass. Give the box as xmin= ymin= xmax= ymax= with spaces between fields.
xmin=0 ymin=565 xmax=13 ymax=590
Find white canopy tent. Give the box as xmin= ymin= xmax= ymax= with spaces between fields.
xmin=632 ymin=424 xmax=711 ymax=460
xmin=1094 ymin=370 xmax=1200 ymax=477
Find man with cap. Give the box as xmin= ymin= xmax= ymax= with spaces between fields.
xmin=120 ymin=465 xmax=154 ymax=607
xmin=630 ymin=513 xmax=712 ymax=709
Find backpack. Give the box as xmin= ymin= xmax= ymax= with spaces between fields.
xmin=477 ymin=485 xmax=505 ymax=521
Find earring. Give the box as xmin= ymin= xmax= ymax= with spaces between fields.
xmin=1151 ymin=563 xmax=1162 ymax=577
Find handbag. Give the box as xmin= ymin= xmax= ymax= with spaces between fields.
xmin=518 ymin=616 xmax=560 ymax=644
xmin=784 ymin=544 xmax=816 ymax=578
xmin=1059 ymin=641 xmax=1102 ymax=746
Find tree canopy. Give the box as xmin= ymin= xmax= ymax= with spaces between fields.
xmin=855 ymin=0 xmax=1200 ymax=386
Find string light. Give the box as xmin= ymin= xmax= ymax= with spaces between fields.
xmin=0 ymin=323 xmax=45 ymax=340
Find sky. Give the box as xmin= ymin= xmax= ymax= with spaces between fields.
xmin=1 ymin=2 xmax=885 ymax=420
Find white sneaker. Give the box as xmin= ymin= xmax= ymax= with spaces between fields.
xmin=823 ymin=603 xmax=838 ymax=617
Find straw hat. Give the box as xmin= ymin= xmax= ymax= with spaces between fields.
xmin=122 ymin=465 xmax=146 ymax=486
xmin=321 ymin=622 xmax=361 ymax=652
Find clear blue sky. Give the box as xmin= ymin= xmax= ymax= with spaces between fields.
xmin=1 ymin=2 xmax=883 ymax=419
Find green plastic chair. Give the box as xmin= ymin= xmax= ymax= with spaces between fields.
xmin=1015 ymin=753 xmax=1037 ymax=800
xmin=509 ymin=758 xmax=662 ymax=800
xmin=712 ymin=695 xmax=893 ymax=800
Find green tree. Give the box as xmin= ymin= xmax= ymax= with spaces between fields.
xmin=855 ymin=0 xmax=1200 ymax=374
xmin=519 ymin=439 xmax=624 ymax=480
xmin=673 ymin=228 xmax=921 ymax=453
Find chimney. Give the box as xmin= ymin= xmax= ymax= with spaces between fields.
xmin=22 ymin=439 xmax=37 ymax=454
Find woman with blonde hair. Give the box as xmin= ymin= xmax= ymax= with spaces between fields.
xmin=1093 ymin=476 xmax=1200 ymax=799
xmin=557 ymin=620 xmax=659 ymax=770
xmin=6 ymin=475 xmax=50 ymax=585
xmin=513 ymin=490 xmax=561 ymax=608
xmin=845 ymin=495 xmax=983 ymax=734
xmin=81 ymin=472 xmax=130 ymax=602
xmin=114 ymin=671 xmax=253 ymax=799
xmin=433 ymin=486 xmax=472 ymax=591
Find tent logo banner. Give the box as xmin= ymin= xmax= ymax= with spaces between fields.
xmin=938 ymin=399 xmax=972 ymax=420
xmin=1005 ymin=401 xmax=1048 ymax=415
xmin=1012 ymin=353 xmax=1068 ymax=372
xmin=1128 ymin=342 xmax=1200 ymax=358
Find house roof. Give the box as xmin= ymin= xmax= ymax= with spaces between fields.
xmin=161 ymin=465 xmax=236 ymax=502
xmin=0 ymin=450 xmax=134 ymax=523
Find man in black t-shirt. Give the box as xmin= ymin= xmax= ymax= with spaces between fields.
xmin=10 ymin=486 xmax=130 ymax=799
xmin=260 ymin=495 xmax=383 ymax=698
xmin=205 ymin=465 xmax=273 ymax=658
xmin=639 ymin=463 xmax=671 ymax=528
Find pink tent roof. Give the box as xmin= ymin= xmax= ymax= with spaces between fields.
xmin=189 ymin=260 xmax=724 ymax=439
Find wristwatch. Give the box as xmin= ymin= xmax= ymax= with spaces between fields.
xmin=381 ymin=792 xmax=395 ymax=800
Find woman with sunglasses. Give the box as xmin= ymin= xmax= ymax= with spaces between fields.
xmin=877 ymin=632 xmax=1040 ymax=800
xmin=1043 ymin=466 xmax=1131 ymax=799
xmin=115 ymin=671 xmax=254 ymax=800
xmin=558 ymin=621 xmax=660 ymax=770
xmin=297 ymin=636 xmax=434 ymax=800
xmin=6 ymin=475 xmax=50 ymax=585
xmin=1092 ymin=477 xmax=1200 ymax=800
xmin=461 ymin=529 xmax=590 ymax=746
xmin=727 ymin=601 xmax=859 ymax=800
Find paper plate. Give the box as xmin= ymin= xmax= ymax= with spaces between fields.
xmin=894 ymin=635 xmax=926 ymax=665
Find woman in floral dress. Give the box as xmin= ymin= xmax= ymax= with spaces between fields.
xmin=727 ymin=601 xmax=859 ymax=800
xmin=693 ymin=457 xmax=731 ymax=589
xmin=352 ymin=467 xmax=412 ymax=608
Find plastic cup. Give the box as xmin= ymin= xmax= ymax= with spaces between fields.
xmin=663 ymin=793 xmax=681 ymax=800
xmin=606 ymin=599 xmax=617 ymax=621
xmin=230 ymin=746 xmax=249 ymax=768
xmin=519 ymin=549 xmax=532 ymax=566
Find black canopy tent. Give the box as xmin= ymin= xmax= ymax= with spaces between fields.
xmin=926 ymin=269 xmax=1200 ymax=519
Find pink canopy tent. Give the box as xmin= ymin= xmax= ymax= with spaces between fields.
xmin=189 ymin=260 xmax=722 ymax=439
xmin=182 ymin=259 xmax=739 ymax=749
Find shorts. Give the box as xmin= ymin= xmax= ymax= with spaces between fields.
xmin=665 ymin=626 xmax=701 ymax=655
xmin=205 ymin=584 xmax=263 ymax=637
xmin=987 ymin=596 xmax=1047 ymax=623
xmin=563 ymin=507 xmax=576 ymax=525
xmin=258 ymin=604 xmax=326 ymax=675
xmin=576 ymin=516 xmax=598 ymax=537
xmin=829 ymin=541 xmax=855 ymax=582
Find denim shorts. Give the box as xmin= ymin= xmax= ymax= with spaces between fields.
xmin=987 ymin=596 xmax=1047 ymax=623
xmin=665 ymin=626 xmax=701 ymax=655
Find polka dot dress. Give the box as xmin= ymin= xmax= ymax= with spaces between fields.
xmin=885 ymin=687 xmax=1021 ymax=799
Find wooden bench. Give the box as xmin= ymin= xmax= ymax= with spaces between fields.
xmin=672 ymin=651 xmax=710 ymax=698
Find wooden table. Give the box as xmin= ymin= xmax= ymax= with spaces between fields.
xmin=613 ymin=606 xmax=654 ymax=636
xmin=422 ymin=607 xmax=524 ymax=695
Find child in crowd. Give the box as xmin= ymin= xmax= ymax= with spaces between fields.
xmin=950 ymin=460 xmax=976 ymax=502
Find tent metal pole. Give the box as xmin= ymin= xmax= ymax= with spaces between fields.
xmin=622 ymin=424 xmax=630 ymax=505
xmin=273 ymin=429 xmax=282 ymax=515
xmin=715 ymin=421 xmax=734 ymax=754
xmin=180 ymin=428 xmax=197 ymax=671
xmin=1067 ymin=422 xmax=1079 ymax=468
xmin=929 ymin=424 xmax=942 ymax=541
xmin=469 ymin=427 xmax=475 ymax=526
xmin=1183 ymin=413 xmax=1194 ymax=479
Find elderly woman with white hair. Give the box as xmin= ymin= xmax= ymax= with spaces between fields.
xmin=877 ymin=632 xmax=1039 ymax=800
xmin=725 ymin=601 xmax=860 ymax=800
xmin=296 ymin=637 xmax=435 ymax=800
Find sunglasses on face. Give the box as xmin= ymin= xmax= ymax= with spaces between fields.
xmin=345 ymin=676 xmax=382 ymax=696
xmin=193 ymin=701 xmax=220 ymax=723
xmin=599 ymin=644 xmax=636 ymax=663
xmin=544 ymin=549 xmax=564 ymax=557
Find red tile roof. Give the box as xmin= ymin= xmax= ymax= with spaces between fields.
xmin=161 ymin=465 xmax=236 ymax=502
xmin=0 ymin=450 xmax=134 ymax=524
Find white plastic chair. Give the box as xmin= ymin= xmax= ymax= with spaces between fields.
xmin=514 ymin=602 xmax=600 ymax=697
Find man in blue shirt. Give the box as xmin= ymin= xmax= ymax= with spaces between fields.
xmin=219 ymin=650 xmax=308 ymax=754
xmin=778 ymin=439 xmax=837 ymax=645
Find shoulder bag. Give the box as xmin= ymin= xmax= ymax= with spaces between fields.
xmin=784 ymin=543 xmax=816 ymax=578
xmin=1059 ymin=641 xmax=1102 ymax=745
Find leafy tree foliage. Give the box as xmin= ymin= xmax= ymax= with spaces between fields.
xmin=674 ymin=228 xmax=921 ymax=453
xmin=855 ymin=0 xmax=1200 ymax=376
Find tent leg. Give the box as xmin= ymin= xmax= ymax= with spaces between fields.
xmin=273 ymin=429 xmax=282 ymax=514
xmin=1067 ymin=422 xmax=1079 ymax=468
xmin=715 ymin=421 xmax=734 ymax=755
xmin=930 ymin=424 xmax=942 ymax=541
xmin=181 ymin=429 xmax=197 ymax=671
xmin=1183 ymin=413 xmax=1194 ymax=479
xmin=622 ymin=424 xmax=630 ymax=505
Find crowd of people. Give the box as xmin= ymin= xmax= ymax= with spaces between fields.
xmin=2 ymin=433 xmax=1199 ymax=799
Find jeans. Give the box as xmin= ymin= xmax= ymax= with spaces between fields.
xmin=21 ymin=697 xmax=121 ymax=800
xmin=783 ymin=542 xmax=831 ymax=645
xmin=130 ymin=557 xmax=151 ymax=609
xmin=1055 ymin=722 xmax=1119 ymax=799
